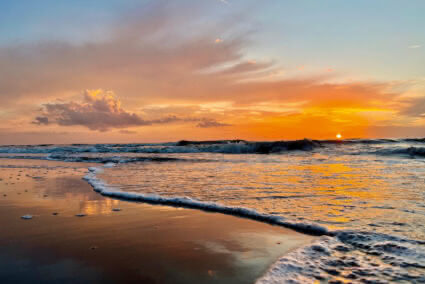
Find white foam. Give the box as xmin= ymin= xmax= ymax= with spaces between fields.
xmin=257 ymin=232 xmax=425 ymax=283
xmin=256 ymin=237 xmax=338 ymax=283
xmin=83 ymin=166 xmax=329 ymax=236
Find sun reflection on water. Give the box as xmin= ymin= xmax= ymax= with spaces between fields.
xmin=97 ymin=152 xmax=425 ymax=238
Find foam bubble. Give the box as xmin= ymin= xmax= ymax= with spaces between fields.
xmin=257 ymin=233 xmax=425 ymax=283
xmin=83 ymin=166 xmax=329 ymax=236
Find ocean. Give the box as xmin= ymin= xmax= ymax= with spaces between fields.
xmin=1 ymin=138 xmax=424 ymax=283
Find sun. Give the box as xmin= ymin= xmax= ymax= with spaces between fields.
xmin=336 ymin=133 xmax=342 ymax=139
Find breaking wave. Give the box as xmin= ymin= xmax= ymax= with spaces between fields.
xmin=372 ymin=146 xmax=425 ymax=158
xmin=0 ymin=139 xmax=320 ymax=154
xmin=0 ymin=138 xmax=424 ymax=158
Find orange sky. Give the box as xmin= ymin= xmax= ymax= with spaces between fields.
xmin=0 ymin=1 xmax=424 ymax=144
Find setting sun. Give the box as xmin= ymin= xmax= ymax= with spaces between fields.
xmin=0 ymin=2 xmax=424 ymax=283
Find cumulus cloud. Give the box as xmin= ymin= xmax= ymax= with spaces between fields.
xmin=34 ymin=90 xmax=229 ymax=131
xmin=35 ymin=90 xmax=146 ymax=131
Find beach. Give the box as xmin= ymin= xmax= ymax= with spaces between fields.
xmin=2 ymin=1 xmax=424 ymax=281
xmin=0 ymin=158 xmax=314 ymax=284
xmin=0 ymin=140 xmax=424 ymax=283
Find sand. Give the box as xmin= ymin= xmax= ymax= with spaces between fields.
xmin=0 ymin=159 xmax=315 ymax=283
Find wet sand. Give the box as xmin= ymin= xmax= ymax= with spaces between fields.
xmin=0 ymin=159 xmax=315 ymax=283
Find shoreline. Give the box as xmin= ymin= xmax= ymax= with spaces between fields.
xmin=0 ymin=159 xmax=315 ymax=283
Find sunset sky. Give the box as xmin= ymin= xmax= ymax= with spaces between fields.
xmin=1 ymin=0 xmax=424 ymax=144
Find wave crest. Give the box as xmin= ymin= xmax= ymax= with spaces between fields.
xmin=374 ymin=146 xmax=425 ymax=158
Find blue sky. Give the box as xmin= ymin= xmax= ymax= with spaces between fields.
xmin=1 ymin=0 xmax=423 ymax=81
xmin=255 ymin=0 xmax=425 ymax=80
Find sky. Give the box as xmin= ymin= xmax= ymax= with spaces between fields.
xmin=0 ymin=0 xmax=424 ymax=144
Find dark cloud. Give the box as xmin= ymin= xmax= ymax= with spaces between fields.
xmin=37 ymin=90 xmax=147 ymax=131
xmin=35 ymin=90 xmax=229 ymax=131
xmin=33 ymin=116 xmax=49 ymax=125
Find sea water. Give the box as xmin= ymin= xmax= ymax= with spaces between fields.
xmin=0 ymin=139 xmax=424 ymax=283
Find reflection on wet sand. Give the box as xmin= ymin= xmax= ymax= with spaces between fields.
xmin=0 ymin=161 xmax=123 ymax=216
xmin=0 ymin=159 xmax=314 ymax=284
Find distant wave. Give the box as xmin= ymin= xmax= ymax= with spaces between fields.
xmin=403 ymin=138 xmax=425 ymax=143
xmin=0 ymin=139 xmax=320 ymax=154
xmin=47 ymin=155 xmax=188 ymax=163
xmin=0 ymin=139 xmax=424 ymax=160
xmin=321 ymin=138 xmax=399 ymax=144
xmin=0 ymin=154 xmax=194 ymax=164
xmin=372 ymin=146 xmax=425 ymax=158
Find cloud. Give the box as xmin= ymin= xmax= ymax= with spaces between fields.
xmin=33 ymin=116 xmax=49 ymax=125
xmin=197 ymin=119 xmax=231 ymax=128
xmin=400 ymin=96 xmax=425 ymax=117
xmin=0 ymin=0 xmax=396 ymax=112
xmin=0 ymin=0 xmax=423 ymax=142
xmin=34 ymin=90 xmax=229 ymax=131
xmin=0 ymin=1 xmax=252 ymax=107
xmin=35 ymin=90 xmax=147 ymax=131
xmin=408 ymin=44 xmax=421 ymax=49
